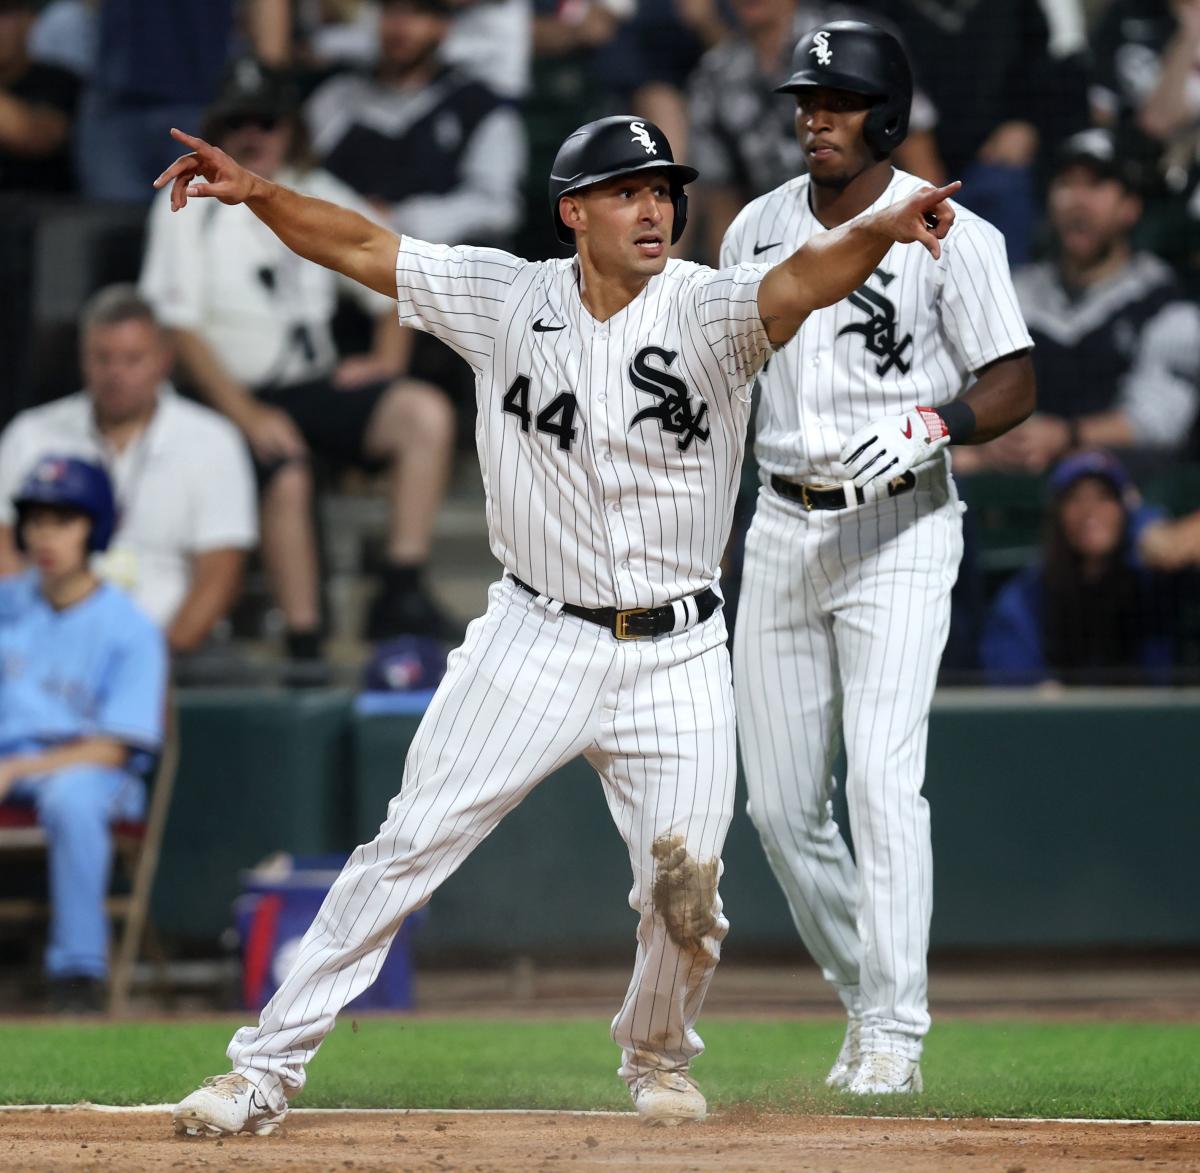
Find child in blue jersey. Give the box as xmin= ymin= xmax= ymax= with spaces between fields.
xmin=0 ymin=456 xmax=167 ymax=1011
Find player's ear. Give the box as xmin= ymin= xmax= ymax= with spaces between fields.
xmin=560 ymin=194 xmax=584 ymax=235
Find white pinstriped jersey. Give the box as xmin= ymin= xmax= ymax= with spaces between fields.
xmin=395 ymin=238 xmax=771 ymax=610
xmin=722 ymin=168 xmax=1033 ymax=481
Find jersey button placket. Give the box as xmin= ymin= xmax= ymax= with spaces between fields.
xmin=591 ymin=325 xmax=628 ymax=593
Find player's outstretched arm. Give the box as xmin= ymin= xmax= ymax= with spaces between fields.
xmin=153 ymin=128 xmax=401 ymax=299
xmin=757 ymin=181 xmax=960 ymax=347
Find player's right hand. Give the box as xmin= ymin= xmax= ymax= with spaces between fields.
xmin=242 ymin=404 xmax=308 ymax=462
xmin=153 ymin=128 xmax=256 ymax=211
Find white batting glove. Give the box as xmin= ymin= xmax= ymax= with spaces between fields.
xmin=839 ymin=407 xmax=950 ymax=490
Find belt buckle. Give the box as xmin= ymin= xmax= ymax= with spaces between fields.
xmin=614 ymin=607 xmax=649 ymax=640
xmin=800 ymin=483 xmax=813 ymax=512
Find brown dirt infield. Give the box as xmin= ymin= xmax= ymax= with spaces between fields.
xmin=1 ymin=1110 xmax=1196 ymax=1172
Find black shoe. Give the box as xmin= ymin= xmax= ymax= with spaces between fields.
xmin=365 ymin=583 xmax=465 ymax=643
xmin=48 ymin=976 xmax=105 ymax=1015
xmin=283 ymin=629 xmax=333 ymax=688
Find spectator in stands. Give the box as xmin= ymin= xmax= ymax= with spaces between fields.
xmin=864 ymin=0 xmax=1089 ymax=264
xmin=0 ymin=0 xmax=80 ymax=194
xmin=306 ymin=0 xmax=526 ymax=245
xmin=141 ymin=61 xmax=458 ymax=676
xmin=981 ymin=451 xmax=1173 ymax=686
xmin=28 ymin=0 xmax=96 ymax=80
xmin=0 ymin=456 xmax=167 ymax=1012
xmin=965 ymin=130 xmax=1200 ymax=476
xmin=1091 ymin=0 xmax=1200 ymax=283
xmin=0 ymin=287 xmax=257 ymax=659
xmin=687 ymin=0 xmax=942 ymax=263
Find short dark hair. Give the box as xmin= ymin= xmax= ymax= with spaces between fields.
xmin=81 ymin=284 xmax=160 ymax=336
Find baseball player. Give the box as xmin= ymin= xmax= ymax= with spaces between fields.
xmin=0 ymin=457 xmax=167 ymax=1011
xmin=725 ymin=22 xmax=1036 ymax=1094
xmin=161 ymin=113 xmax=958 ymax=1133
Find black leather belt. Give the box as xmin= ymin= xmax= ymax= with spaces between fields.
xmin=770 ymin=470 xmax=916 ymax=511
xmin=510 ymin=576 xmax=719 ymax=640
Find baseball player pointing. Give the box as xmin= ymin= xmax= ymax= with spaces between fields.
xmin=726 ymin=22 xmax=1036 ymax=1095
xmin=161 ymin=113 xmax=957 ymax=1132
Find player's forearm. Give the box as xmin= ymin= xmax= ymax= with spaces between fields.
xmin=167 ymin=548 xmax=245 ymax=653
xmin=244 ymin=174 xmax=400 ymax=299
xmin=170 ymin=329 xmax=260 ymax=430
xmin=760 ymin=215 xmax=894 ymax=344
xmin=4 ymin=737 xmax=129 ymax=782
xmin=955 ymin=351 xmax=1036 ymax=444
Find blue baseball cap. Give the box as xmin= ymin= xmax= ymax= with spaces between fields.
xmin=1048 ymin=450 xmax=1134 ymax=503
xmin=13 ymin=455 xmax=117 ymax=552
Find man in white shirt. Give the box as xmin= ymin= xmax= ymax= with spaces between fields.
xmin=140 ymin=61 xmax=459 ymax=676
xmin=0 ymin=285 xmax=257 ymax=654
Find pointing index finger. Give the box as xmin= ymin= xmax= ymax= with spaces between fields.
xmin=924 ymin=180 xmax=962 ymax=205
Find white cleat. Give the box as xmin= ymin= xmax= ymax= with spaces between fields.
xmin=172 ymin=1071 xmax=289 ymax=1137
xmin=824 ymin=1016 xmax=863 ymax=1090
xmin=847 ymin=1052 xmax=923 ymax=1096
xmin=630 ymin=1069 xmax=707 ymax=1126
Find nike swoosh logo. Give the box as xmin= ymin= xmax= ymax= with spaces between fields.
xmin=753 ymin=242 xmax=782 ymax=256
xmin=533 ymin=319 xmax=566 ymax=333
xmin=901 ymin=420 xmax=913 ymax=439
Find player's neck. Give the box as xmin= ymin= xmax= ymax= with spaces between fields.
xmin=808 ymin=161 xmax=894 ymax=229
xmin=40 ymin=568 xmax=100 ymax=611
xmin=576 ymin=258 xmax=653 ymax=323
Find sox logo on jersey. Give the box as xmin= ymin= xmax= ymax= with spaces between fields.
xmin=839 ymin=268 xmax=913 ymax=375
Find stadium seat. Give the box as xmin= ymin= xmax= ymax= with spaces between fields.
xmin=0 ymin=709 xmax=179 ymax=1015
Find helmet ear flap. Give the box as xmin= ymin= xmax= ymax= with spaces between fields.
xmin=671 ymin=188 xmax=689 ymax=244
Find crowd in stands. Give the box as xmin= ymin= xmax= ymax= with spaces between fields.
xmin=1 ymin=0 xmax=1199 ymax=690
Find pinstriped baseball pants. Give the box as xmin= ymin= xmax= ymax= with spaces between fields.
xmin=733 ymin=476 xmax=963 ymax=1060
xmin=227 ymin=577 xmax=737 ymax=1093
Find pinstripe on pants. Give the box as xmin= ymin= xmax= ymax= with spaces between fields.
xmin=733 ymin=472 xmax=963 ymax=1060
xmin=227 ymin=578 xmax=737 ymax=1091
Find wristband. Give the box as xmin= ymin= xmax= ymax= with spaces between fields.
xmin=933 ymin=399 xmax=976 ymax=444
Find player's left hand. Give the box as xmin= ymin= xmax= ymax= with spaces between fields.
xmin=840 ymin=406 xmax=950 ymax=489
xmin=153 ymin=127 xmax=257 ymax=211
xmin=873 ymin=181 xmax=960 ymax=260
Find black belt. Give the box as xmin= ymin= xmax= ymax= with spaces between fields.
xmin=770 ymin=470 xmax=916 ymax=511
xmin=510 ymin=576 xmax=719 ymax=640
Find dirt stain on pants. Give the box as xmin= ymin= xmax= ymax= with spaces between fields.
xmin=650 ymin=834 xmax=719 ymax=953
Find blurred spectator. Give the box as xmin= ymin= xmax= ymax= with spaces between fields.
xmin=75 ymin=0 xmax=237 ymax=201
xmin=0 ymin=0 xmax=80 ymax=195
xmin=0 ymin=456 xmax=167 ymax=1013
xmin=443 ymin=0 xmax=533 ymax=100
xmin=687 ymin=0 xmax=941 ymax=262
xmin=965 ymin=130 xmax=1200 ymax=475
xmin=0 ymin=286 xmax=257 ymax=656
xmin=867 ymin=0 xmax=1089 ymax=263
xmin=980 ymin=451 xmax=1173 ymax=686
xmin=1091 ymin=0 xmax=1200 ymax=280
xmin=306 ymin=0 xmax=526 ymax=244
xmin=28 ymin=0 xmax=95 ymax=80
xmin=141 ymin=61 xmax=458 ymax=678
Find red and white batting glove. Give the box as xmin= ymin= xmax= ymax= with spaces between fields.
xmin=839 ymin=407 xmax=950 ymax=489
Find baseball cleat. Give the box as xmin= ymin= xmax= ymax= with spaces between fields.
xmin=824 ymin=1016 xmax=864 ymax=1090
xmin=630 ymin=1069 xmax=707 ymax=1126
xmin=846 ymin=1052 xmax=923 ymax=1096
xmin=172 ymin=1071 xmax=289 ymax=1137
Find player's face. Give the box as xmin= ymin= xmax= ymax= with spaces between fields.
xmin=794 ymin=88 xmax=876 ymax=188
xmin=21 ymin=506 xmax=91 ymax=579
xmin=1058 ymin=478 xmax=1125 ymax=561
xmin=83 ymin=319 xmax=173 ymax=424
xmin=1048 ymin=165 xmax=1140 ymax=268
xmin=219 ymin=117 xmax=290 ymax=180
xmin=570 ymin=172 xmax=674 ymax=279
xmin=379 ymin=1 xmax=449 ymax=72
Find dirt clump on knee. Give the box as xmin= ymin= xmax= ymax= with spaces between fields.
xmin=651 ymin=834 xmax=719 ymax=952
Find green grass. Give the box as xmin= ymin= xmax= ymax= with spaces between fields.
xmin=2 ymin=1018 xmax=1198 ymax=1120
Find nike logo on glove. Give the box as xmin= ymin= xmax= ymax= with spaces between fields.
xmin=901 ymin=420 xmax=913 ymax=439
xmin=753 ymin=241 xmax=782 ymax=256
xmin=533 ymin=319 xmax=566 ymax=333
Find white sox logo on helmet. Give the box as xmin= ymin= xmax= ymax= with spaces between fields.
xmin=630 ymin=121 xmax=658 ymax=155
xmin=810 ymin=30 xmax=833 ymax=66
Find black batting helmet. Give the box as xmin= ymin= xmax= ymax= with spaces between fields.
xmin=776 ymin=21 xmax=913 ymax=159
xmin=548 ymin=116 xmax=699 ymax=246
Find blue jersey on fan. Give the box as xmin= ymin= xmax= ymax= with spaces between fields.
xmin=0 ymin=570 xmax=166 ymax=765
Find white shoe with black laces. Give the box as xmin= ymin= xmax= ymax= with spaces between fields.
xmin=172 ymin=1071 xmax=289 ymax=1136
xmin=825 ymin=1016 xmax=863 ymax=1089
xmin=847 ymin=1052 xmax=923 ymax=1096
xmin=630 ymin=1069 xmax=707 ymax=1125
